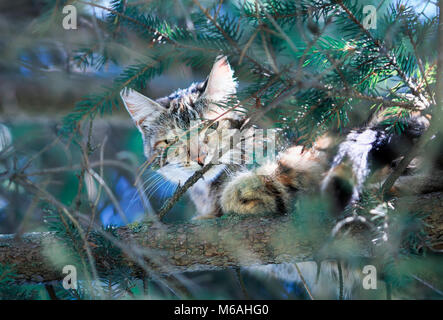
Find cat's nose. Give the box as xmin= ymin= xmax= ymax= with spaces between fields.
xmin=196 ymin=156 xmax=205 ymax=167
xmin=192 ymin=148 xmax=207 ymax=166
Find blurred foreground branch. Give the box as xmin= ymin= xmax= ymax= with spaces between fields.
xmin=0 ymin=192 xmax=442 ymax=283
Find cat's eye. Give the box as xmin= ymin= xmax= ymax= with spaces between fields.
xmin=208 ymin=122 xmax=219 ymax=130
xmin=154 ymin=140 xmax=168 ymax=150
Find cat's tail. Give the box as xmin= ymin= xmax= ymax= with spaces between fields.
xmin=320 ymin=113 xmax=443 ymax=212
xmin=221 ymin=115 xmax=443 ymax=217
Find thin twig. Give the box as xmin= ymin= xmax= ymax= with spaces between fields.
xmin=337 ymin=260 xmax=344 ymax=300
xmin=336 ymin=0 xmax=425 ymax=103
xmin=294 ymin=262 xmax=315 ymax=300
xmin=26 ymin=159 xmax=134 ymax=176
xmin=86 ymin=135 xmax=108 ymax=238
xmin=13 ymin=175 xmax=103 ymax=299
xmin=157 ymin=163 xmax=214 ymax=220
xmin=381 ymin=0 xmax=443 ymax=195
xmin=233 ymin=267 xmax=250 ymax=299
xmin=87 ymin=168 xmax=129 ymax=225
xmin=411 ymin=274 xmax=443 ymax=296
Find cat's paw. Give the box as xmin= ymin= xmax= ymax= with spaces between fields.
xmin=220 ymin=171 xmax=289 ymax=215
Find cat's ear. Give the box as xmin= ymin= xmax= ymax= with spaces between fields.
xmin=120 ymin=89 xmax=165 ymax=130
xmin=204 ymin=56 xmax=237 ymax=102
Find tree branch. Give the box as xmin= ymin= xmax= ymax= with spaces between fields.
xmin=158 ymin=163 xmax=214 ymax=220
xmin=1 ymin=192 xmax=442 ymax=283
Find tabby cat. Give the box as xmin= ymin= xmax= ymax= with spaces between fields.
xmin=121 ymin=56 xmax=441 ymax=298
xmin=121 ymin=56 xmax=438 ymax=219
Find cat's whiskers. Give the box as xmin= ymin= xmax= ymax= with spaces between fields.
xmin=140 ymin=173 xmax=163 ymax=189
xmin=125 ymin=173 xmax=157 ymax=212
xmin=159 ymin=181 xmax=168 ymax=200
xmin=136 ymin=174 xmax=162 ymax=199
xmin=126 ymin=188 xmax=142 ymax=213
xmin=160 ymin=178 xmax=176 ymax=200
xmin=143 ymin=176 xmax=164 ymax=197
xmin=150 ymin=179 xmax=170 ymax=199
xmin=161 ymin=180 xmax=178 ymax=200
xmin=223 ymin=166 xmax=235 ymax=177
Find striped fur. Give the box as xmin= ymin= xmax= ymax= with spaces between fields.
xmin=122 ymin=57 xmax=442 ymax=298
xmin=121 ymin=56 xmax=441 ymax=218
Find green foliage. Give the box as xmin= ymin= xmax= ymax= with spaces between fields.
xmin=44 ymin=210 xmax=138 ymax=299
xmin=45 ymin=0 xmax=435 ymax=141
xmin=0 ymin=264 xmax=39 ymax=300
xmin=17 ymin=0 xmax=440 ymax=300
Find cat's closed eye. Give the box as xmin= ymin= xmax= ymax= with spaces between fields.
xmin=154 ymin=140 xmax=169 ymax=150
xmin=208 ymin=122 xmax=219 ymax=130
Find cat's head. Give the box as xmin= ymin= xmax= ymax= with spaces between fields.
xmin=121 ymin=56 xmax=246 ymax=184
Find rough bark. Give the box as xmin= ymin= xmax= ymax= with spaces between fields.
xmin=0 ymin=192 xmax=442 ymax=283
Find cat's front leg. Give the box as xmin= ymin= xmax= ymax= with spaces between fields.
xmin=188 ymin=179 xmax=224 ymax=219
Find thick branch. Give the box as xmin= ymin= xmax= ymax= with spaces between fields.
xmin=0 ymin=192 xmax=442 ymax=283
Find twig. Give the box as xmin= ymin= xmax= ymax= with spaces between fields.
xmin=26 ymin=159 xmax=134 ymax=176
xmin=157 ymin=163 xmax=214 ymax=220
xmin=12 ymin=175 xmax=187 ymax=298
xmin=406 ymin=28 xmax=435 ymax=104
xmin=410 ymin=274 xmax=443 ymax=296
xmin=233 ymin=267 xmax=250 ymax=299
xmin=255 ymin=0 xmax=299 ymax=53
xmin=260 ymin=30 xmax=279 ymax=73
xmin=294 ymin=262 xmax=315 ymax=300
xmin=87 ymin=168 xmax=129 ymax=225
xmin=78 ymin=0 xmax=216 ymax=53
xmin=45 ymin=284 xmax=59 ymax=300
xmin=239 ymin=28 xmax=259 ymax=65
xmin=381 ymin=0 xmax=443 ymax=196
xmin=337 ymin=260 xmax=343 ymax=300
xmin=86 ymin=135 xmax=108 ymax=238
xmin=336 ymin=0 xmax=425 ymax=103
xmin=12 ymin=175 xmax=103 ymax=298
xmin=192 ymin=0 xmax=276 ymax=78
xmin=19 ymin=137 xmax=60 ymax=173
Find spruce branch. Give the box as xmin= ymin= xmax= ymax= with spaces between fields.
xmin=380 ymin=1 xmax=443 ymax=196
xmin=62 ymin=54 xmax=171 ymax=134
xmin=336 ymin=0 xmax=425 ymax=102
xmin=1 ymin=190 xmax=442 ymax=282
xmin=192 ymin=0 xmax=277 ymax=78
